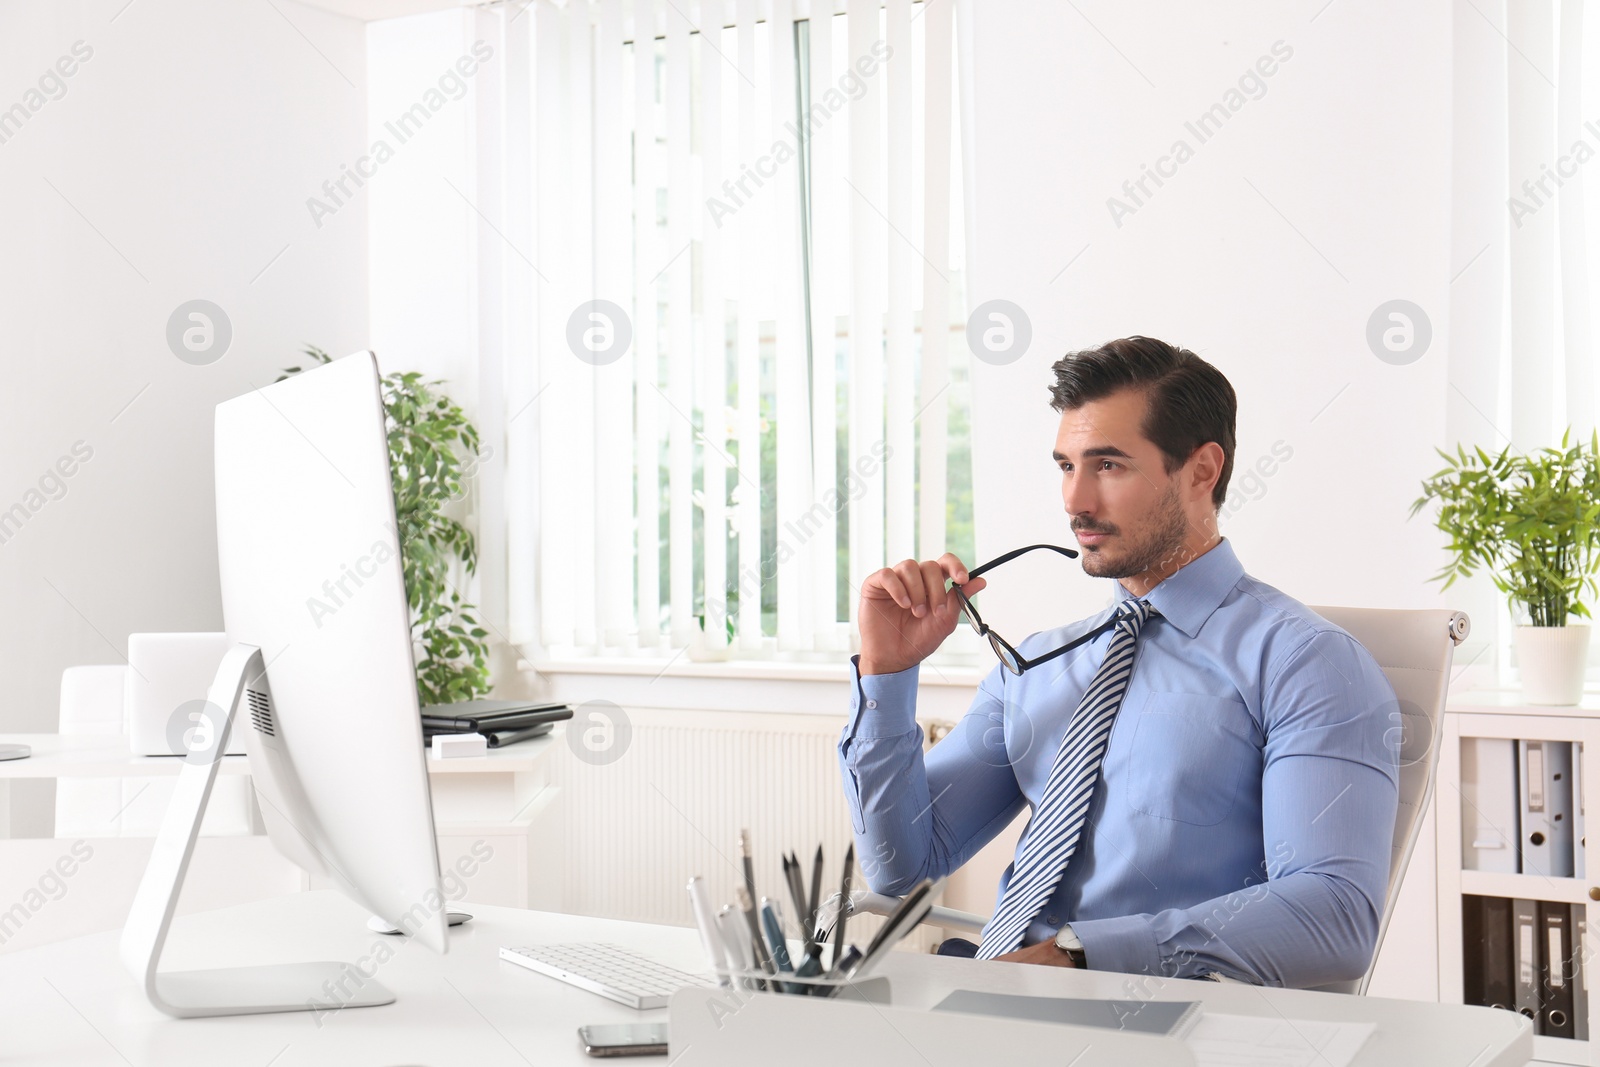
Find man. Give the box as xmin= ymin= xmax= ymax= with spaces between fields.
xmin=839 ymin=336 xmax=1398 ymax=988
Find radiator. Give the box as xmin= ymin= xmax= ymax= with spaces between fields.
xmin=545 ymin=708 xmax=939 ymax=952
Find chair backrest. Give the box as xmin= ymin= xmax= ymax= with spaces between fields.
xmin=1306 ymin=606 xmax=1469 ymax=995
xmin=58 ymin=665 xmax=128 ymax=735
xmin=56 ymin=665 xmax=255 ymax=839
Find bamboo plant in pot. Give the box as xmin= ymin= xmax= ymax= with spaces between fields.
xmin=1410 ymin=430 xmax=1600 ymax=704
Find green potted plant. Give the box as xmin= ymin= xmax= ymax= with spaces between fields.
xmin=1411 ymin=429 xmax=1600 ymax=704
xmin=281 ymin=347 xmax=492 ymax=704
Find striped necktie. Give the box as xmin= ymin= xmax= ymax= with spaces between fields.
xmin=976 ymin=598 xmax=1159 ymax=959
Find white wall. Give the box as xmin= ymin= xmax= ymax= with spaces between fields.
xmin=0 ymin=0 xmax=1489 ymax=989
xmin=364 ymin=8 xmax=501 ymax=647
xmin=366 ymin=10 xmax=483 ymax=398
xmin=964 ymin=0 xmax=1470 ymax=641
xmin=0 ymin=0 xmax=369 ymax=827
xmin=957 ymin=0 xmax=1461 ymax=997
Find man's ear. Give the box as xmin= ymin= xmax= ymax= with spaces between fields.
xmin=1187 ymin=442 xmax=1226 ymax=504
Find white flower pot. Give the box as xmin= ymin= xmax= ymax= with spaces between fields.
xmin=685 ymin=628 xmax=731 ymax=662
xmin=1514 ymin=624 xmax=1591 ymax=705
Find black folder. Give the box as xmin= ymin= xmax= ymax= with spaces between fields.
xmin=1573 ymin=903 xmax=1590 ymax=1040
xmin=420 ymin=700 xmax=573 ymax=734
xmin=1514 ymin=898 xmax=1542 ymax=1024
xmin=1541 ymin=901 xmax=1576 ymax=1038
xmin=1463 ymin=895 xmax=1516 ymax=1012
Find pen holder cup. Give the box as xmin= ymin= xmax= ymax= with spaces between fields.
xmin=711 ymin=966 xmax=892 ymax=1003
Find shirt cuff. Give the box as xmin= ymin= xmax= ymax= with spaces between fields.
xmin=1065 ymin=913 xmax=1163 ymax=977
xmin=847 ymin=655 xmax=921 ymax=739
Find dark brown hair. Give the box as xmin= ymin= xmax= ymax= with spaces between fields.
xmin=1047 ymin=336 xmax=1237 ymax=508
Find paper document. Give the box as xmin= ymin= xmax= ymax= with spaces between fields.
xmin=1187 ymin=1013 xmax=1374 ymax=1067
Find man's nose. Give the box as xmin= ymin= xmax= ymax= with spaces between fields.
xmin=1063 ymin=472 xmax=1096 ymax=516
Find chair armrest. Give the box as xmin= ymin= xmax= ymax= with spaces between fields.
xmin=846 ymin=889 xmax=989 ymax=935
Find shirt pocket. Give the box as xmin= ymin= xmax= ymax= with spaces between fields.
xmin=1126 ymin=691 xmax=1253 ymax=827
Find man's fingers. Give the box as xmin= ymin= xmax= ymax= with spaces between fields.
xmin=867 ymin=568 xmax=912 ymax=609
xmin=920 ymin=560 xmax=952 ymax=617
xmin=894 ymin=559 xmax=929 ymax=617
xmin=862 ymin=556 xmax=984 ymax=618
xmin=944 ymin=574 xmax=986 ymax=618
xmin=937 ymin=552 xmax=971 ymax=585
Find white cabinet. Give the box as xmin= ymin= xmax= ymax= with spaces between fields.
xmin=1438 ymin=696 xmax=1600 ymax=1066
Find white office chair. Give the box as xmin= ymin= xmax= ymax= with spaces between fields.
xmin=55 ymin=665 xmax=255 ymax=837
xmin=849 ymin=606 xmax=1469 ymax=996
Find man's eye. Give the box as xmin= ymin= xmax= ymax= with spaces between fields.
xmin=1100 ymin=460 xmax=1118 ymax=471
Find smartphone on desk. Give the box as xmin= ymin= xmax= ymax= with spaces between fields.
xmin=578 ymin=1023 xmax=669 ymax=1057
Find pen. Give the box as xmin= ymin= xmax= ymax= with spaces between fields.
xmin=716 ymin=904 xmax=760 ymax=991
xmin=823 ymin=945 xmax=862 ymax=996
xmin=782 ymin=853 xmax=823 ymax=994
xmin=735 ymin=885 xmax=776 ymax=980
xmin=807 ymin=844 xmax=824 ymax=946
xmin=852 ymin=877 xmax=941 ymax=980
xmin=761 ymin=900 xmax=794 ymax=972
xmin=686 ymin=876 xmax=730 ymax=987
xmin=761 ymin=899 xmax=796 ymax=993
xmin=834 ymin=843 xmax=853 ymax=969
xmin=739 ymin=828 xmax=757 ymax=909
xmin=791 ymin=941 xmax=823 ymax=996
xmin=782 ymin=854 xmax=812 ymax=958
xmin=860 ymin=878 xmax=934 ymax=961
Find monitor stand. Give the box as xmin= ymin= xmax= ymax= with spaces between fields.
xmin=119 ymin=643 xmax=396 ymax=1018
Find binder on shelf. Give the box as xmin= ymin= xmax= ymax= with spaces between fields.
xmin=1514 ymin=898 xmax=1542 ymax=1024
xmin=1575 ymin=742 xmax=1587 ymax=877
xmin=1518 ymin=740 xmax=1575 ymax=878
xmin=1540 ymin=902 xmax=1576 ymax=1038
xmin=1461 ymin=737 xmax=1520 ymax=873
xmin=1463 ymin=895 xmax=1516 ymax=1012
xmin=1571 ymin=903 xmax=1589 ymax=1041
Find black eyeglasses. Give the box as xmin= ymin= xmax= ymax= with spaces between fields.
xmin=951 ymin=544 xmax=1109 ymax=675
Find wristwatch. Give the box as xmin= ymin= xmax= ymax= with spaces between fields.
xmin=1054 ymin=924 xmax=1087 ymax=967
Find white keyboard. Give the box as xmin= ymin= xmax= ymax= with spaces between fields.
xmin=499 ymin=943 xmax=713 ymax=1010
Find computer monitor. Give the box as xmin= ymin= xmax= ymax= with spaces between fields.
xmin=120 ymin=351 xmax=447 ymax=1018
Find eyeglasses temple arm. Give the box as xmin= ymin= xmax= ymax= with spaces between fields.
xmin=1015 ymin=611 xmax=1121 ymax=672
xmin=966 ymin=543 xmax=1078 ymax=580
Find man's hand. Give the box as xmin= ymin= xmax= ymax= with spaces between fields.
xmin=858 ymin=554 xmax=986 ymax=676
xmin=994 ymin=939 xmax=1078 ymax=968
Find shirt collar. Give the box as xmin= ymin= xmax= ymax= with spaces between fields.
xmin=1112 ymin=537 xmax=1244 ymax=639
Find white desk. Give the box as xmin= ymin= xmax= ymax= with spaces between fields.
xmin=0 ymin=732 xmax=564 ymax=910
xmin=0 ymin=729 xmax=557 ymax=787
xmin=0 ymin=890 xmax=1533 ymax=1066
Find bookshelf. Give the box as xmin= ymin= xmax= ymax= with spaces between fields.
xmin=1438 ymin=692 xmax=1600 ymax=1066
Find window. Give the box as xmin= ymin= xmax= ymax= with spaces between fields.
xmin=505 ymin=0 xmax=973 ymax=662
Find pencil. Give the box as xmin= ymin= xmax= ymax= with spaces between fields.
xmin=807 ymin=844 xmax=824 ymax=945
xmin=739 ymin=828 xmax=757 ymax=910
xmin=834 ymin=842 xmax=854 ymax=967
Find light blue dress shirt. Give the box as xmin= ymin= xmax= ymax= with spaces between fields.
xmin=838 ymin=538 xmax=1400 ymax=987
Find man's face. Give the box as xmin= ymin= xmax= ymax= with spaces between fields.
xmin=1052 ymin=388 xmax=1191 ymax=580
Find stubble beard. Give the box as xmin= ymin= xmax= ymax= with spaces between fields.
xmin=1078 ymin=483 xmax=1191 ymax=580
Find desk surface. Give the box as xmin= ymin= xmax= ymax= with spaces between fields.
xmin=0 ymin=732 xmax=558 ymax=778
xmin=0 ymin=891 xmax=1532 ymax=1066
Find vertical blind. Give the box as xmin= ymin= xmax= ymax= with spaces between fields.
xmin=498 ymin=0 xmax=972 ymax=660
xmin=1504 ymin=0 xmax=1600 ymax=449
